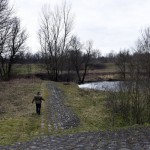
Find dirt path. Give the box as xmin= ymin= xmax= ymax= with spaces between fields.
xmin=1 ymin=82 xmax=150 ymax=150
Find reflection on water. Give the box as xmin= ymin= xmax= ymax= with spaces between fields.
xmin=78 ymin=81 xmax=121 ymax=91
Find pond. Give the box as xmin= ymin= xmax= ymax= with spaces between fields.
xmin=78 ymin=81 xmax=122 ymax=91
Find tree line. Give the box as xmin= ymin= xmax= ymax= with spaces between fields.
xmin=0 ymin=0 xmax=128 ymax=82
xmin=1 ymin=0 xmax=150 ymax=85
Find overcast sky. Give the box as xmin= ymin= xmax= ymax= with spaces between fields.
xmin=9 ymin=0 xmax=150 ymax=55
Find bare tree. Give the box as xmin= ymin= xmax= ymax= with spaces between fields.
xmin=81 ymin=40 xmax=93 ymax=83
xmin=0 ymin=0 xmax=12 ymax=29
xmin=107 ymin=27 xmax=150 ymax=125
xmin=0 ymin=0 xmax=11 ymax=55
xmin=39 ymin=2 xmax=73 ymax=81
xmin=134 ymin=28 xmax=150 ymax=123
xmin=115 ymin=49 xmax=129 ymax=80
xmin=0 ymin=17 xmax=27 ymax=80
xmin=69 ymin=36 xmax=83 ymax=83
xmin=69 ymin=36 xmax=92 ymax=84
xmin=0 ymin=0 xmax=11 ymax=79
xmin=137 ymin=28 xmax=150 ymax=77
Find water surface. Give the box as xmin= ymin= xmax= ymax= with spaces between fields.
xmin=78 ymin=81 xmax=121 ymax=91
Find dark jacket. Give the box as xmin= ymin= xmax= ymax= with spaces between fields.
xmin=32 ymin=95 xmax=44 ymax=104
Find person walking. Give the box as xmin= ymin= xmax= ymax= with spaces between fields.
xmin=32 ymin=92 xmax=45 ymax=115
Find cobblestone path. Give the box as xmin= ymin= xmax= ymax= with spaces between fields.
xmin=1 ymin=82 xmax=150 ymax=150
xmin=46 ymin=82 xmax=80 ymax=132
xmin=1 ymin=127 xmax=150 ymax=150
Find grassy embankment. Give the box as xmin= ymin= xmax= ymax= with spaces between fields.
xmin=58 ymin=82 xmax=111 ymax=135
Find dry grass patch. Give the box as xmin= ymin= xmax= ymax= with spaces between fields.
xmin=0 ymin=78 xmax=44 ymax=145
xmin=0 ymin=78 xmax=42 ymax=119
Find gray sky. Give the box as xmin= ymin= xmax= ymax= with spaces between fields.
xmin=10 ymin=0 xmax=150 ymax=55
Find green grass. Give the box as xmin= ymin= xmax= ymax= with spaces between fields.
xmin=0 ymin=78 xmax=46 ymax=145
xmin=0 ymin=116 xmax=41 ymax=145
xmin=12 ymin=63 xmax=46 ymax=75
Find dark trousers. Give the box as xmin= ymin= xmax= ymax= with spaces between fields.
xmin=36 ymin=104 xmax=41 ymax=115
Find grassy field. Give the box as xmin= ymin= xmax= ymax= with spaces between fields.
xmin=12 ymin=64 xmax=46 ymax=75
xmin=0 ymin=62 xmax=119 ymax=145
xmin=0 ymin=79 xmax=112 ymax=145
xmin=0 ymin=78 xmax=45 ymax=145
xmin=85 ymin=63 xmax=119 ymax=81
